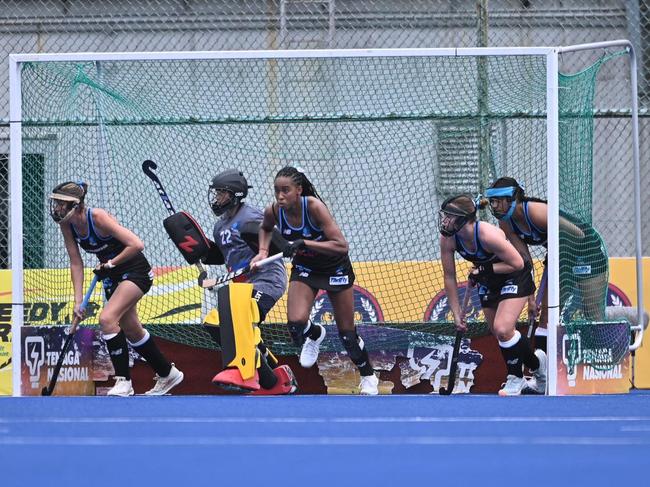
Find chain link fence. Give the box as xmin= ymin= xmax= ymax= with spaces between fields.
xmin=1 ymin=0 xmax=648 ymax=269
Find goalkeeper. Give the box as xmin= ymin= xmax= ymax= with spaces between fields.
xmin=201 ymin=169 xmax=296 ymax=395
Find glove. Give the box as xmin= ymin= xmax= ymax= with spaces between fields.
xmin=283 ymin=239 xmax=306 ymax=258
xmin=93 ymin=260 xmax=115 ymax=280
xmin=197 ymin=270 xmax=207 ymax=288
xmin=468 ymin=262 xmax=493 ymax=285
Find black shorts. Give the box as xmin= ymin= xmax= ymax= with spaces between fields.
xmin=477 ymin=268 xmax=535 ymax=309
xmin=289 ymin=262 xmax=355 ymax=292
xmin=101 ymin=260 xmax=154 ymax=300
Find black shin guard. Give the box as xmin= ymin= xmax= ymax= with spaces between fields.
xmin=339 ymin=330 xmax=374 ymax=376
xmin=288 ymin=320 xmax=308 ymax=347
xmin=105 ymin=331 xmax=130 ymax=379
xmin=130 ymin=331 xmax=172 ymax=377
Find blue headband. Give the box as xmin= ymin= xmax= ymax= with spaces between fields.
xmin=485 ymin=187 xmax=516 ymax=198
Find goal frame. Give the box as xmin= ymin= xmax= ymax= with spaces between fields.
xmin=8 ymin=41 xmax=643 ymax=396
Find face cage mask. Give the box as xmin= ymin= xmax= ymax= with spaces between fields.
xmin=485 ymin=186 xmax=518 ymax=221
xmin=208 ymin=187 xmax=238 ymax=217
xmin=438 ymin=209 xmax=469 ymax=237
xmin=49 ymin=198 xmax=78 ymax=224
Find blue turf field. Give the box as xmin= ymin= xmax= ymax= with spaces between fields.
xmin=1 ymin=391 xmax=649 ymax=487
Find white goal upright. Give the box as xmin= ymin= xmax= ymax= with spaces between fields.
xmin=8 ymin=42 xmax=643 ymax=396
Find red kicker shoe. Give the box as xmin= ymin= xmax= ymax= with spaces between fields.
xmin=212 ymin=368 xmax=260 ymax=393
xmin=252 ymin=365 xmax=298 ymax=395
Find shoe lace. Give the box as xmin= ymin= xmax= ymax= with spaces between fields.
xmin=304 ymin=339 xmax=319 ymax=355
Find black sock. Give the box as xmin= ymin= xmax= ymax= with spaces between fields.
xmin=105 ymin=331 xmax=130 ymax=380
xmin=258 ymin=354 xmax=278 ymax=389
xmin=130 ymin=330 xmax=172 ymax=377
xmin=257 ymin=343 xmax=278 ymax=369
xmin=498 ymin=333 xmax=524 ymax=378
xmin=534 ymin=335 xmax=547 ymax=353
xmin=304 ymin=322 xmax=322 ymax=341
xmin=514 ymin=334 xmax=540 ymax=370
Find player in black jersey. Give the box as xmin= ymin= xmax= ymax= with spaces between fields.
xmin=486 ymin=177 xmax=608 ymax=353
xmin=252 ymin=166 xmax=379 ymax=395
xmin=49 ymin=181 xmax=183 ymax=396
xmin=439 ymin=194 xmax=546 ymax=395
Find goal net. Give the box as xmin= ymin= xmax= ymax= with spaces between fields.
xmin=9 ymin=45 xmax=642 ymax=395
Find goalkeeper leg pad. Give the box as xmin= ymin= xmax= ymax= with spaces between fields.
xmin=217 ymin=283 xmax=262 ymax=381
xmin=252 ymin=365 xmax=298 ymax=396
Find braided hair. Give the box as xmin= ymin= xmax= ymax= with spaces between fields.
xmin=275 ymin=166 xmax=325 ymax=204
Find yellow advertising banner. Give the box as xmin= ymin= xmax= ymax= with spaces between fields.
xmin=0 ymin=270 xmax=12 ymax=395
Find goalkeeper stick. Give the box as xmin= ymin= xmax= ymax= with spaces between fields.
xmin=439 ymin=282 xmax=474 ymax=396
xmin=199 ymin=252 xmax=284 ymax=289
xmin=42 ymin=274 xmax=99 ymax=396
xmin=142 ymin=159 xmax=208 ymax=276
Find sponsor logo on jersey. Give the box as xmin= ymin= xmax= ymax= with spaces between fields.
xmin=310 ymin=285 xmax=383 ymax=324
xmin=329 ymin=275 xmax=349 ymax=286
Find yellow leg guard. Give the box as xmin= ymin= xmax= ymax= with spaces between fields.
xmin=217 ymin=283 xmax=262 ymax=380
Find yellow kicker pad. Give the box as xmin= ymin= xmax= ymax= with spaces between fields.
xmin=204 ymin=308 xmax=220 ymax=326
xmin=217 ymin=283 xmax=262 ymax=381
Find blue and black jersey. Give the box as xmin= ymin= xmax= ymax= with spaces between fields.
xmin=454 ymin=222 xmax=500 ymax=266
xmin=278 ymin=196 xmax=351 ymax=275
xmin=70 ymin=208 xmax=150 ymax=274
xmin=509 ymin=201 xmax=547 ymax=247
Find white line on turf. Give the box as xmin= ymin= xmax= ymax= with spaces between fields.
xmin=1 ymin=416 xmax=649 ymax=424
xmin=0 ymin=435 xmax=648 ymax=446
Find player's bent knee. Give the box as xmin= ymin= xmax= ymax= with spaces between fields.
xmin=288 ymin=320 xmax=308 ymax=347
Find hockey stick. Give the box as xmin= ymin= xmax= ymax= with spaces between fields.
xmin=527 ymin=266 xmax=548 ymax=342
xmin=199 ymin=252 xmax=284 ymax=289
xmin=439 ymin=282 xmax=474 ymax=396
xmin=142 ymin=159 xmax=208 ymax=276
xmin=42 ymin=274 xmax=99 ymax=396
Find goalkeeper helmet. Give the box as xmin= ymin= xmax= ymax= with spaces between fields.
xmin=438 ymin=194 xmax=476 ymax=237
xmin=209 ymin=169 xmax=251 ymax=216
xmin=486 ymin=177 xmax=524 ymax=221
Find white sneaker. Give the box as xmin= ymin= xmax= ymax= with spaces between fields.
xmin=498 ymin=375 xmax=527 ymax=396
xmin=530 ymin=349 xmax=547 ymax=394
xmin=144 ymin=364 xmax=184 ymax=395
xmin=359 ymin=373 xmax=379 ymax=395
xmin=107 ymin=377 xmax=134 ymax=397
xmin=299 ymin=324 xmax=326 ymax=368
